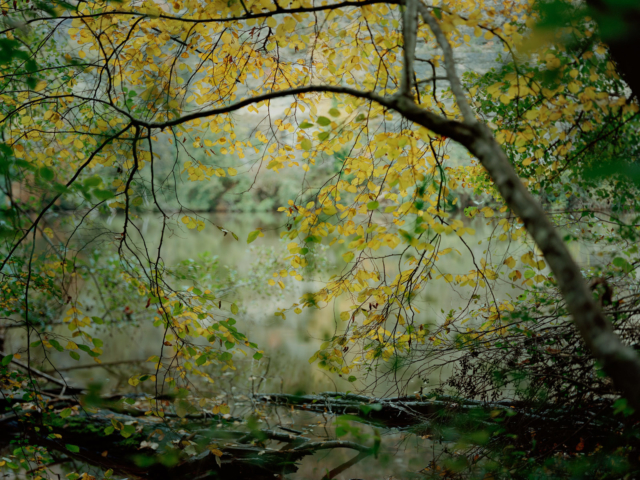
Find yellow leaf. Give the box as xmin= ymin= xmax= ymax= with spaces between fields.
xmin=228 ymin=167 xmax=237 ymax=176
xmin=208 ymin=448 xmax=224 ymax=457
xmin=266 ymin=17 xmax=277 ymax=28
xmin=481 ymin=207 xmax=494 ymax=218
xmin=323 ymin=205 xmax=337 ymax=215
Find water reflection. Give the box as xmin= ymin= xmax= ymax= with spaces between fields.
xmin=6 ymin=210 xmax=604 ymax=397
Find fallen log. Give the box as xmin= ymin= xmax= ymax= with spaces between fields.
xmin=0 ymin=398 xmax=373 ymax=479
xmin=252 ymin=391 xmax=503 ymax=427
xmin=252 ymin=391 xmax=628 ymax=455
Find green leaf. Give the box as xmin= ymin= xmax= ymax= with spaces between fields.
xmin=78 ymin=344 xmax=100 ymax=357
xmin=196 ymin=355 xmax=207 ymax=366
xmin=612 ymin=398 xmax=635 ymax=416
xmin=348 ymin=376 xmax=357 ymax=382
xmin=613 ymin=257 xmax=631 ymax=271
xmin=66 ymin=444 xmax=80 ymax=453
xmin=121 ymin=424 xmax=137 ymax=438
xmin=53 ymin=183 xmax=70 ymax=194
xmin=104 ymin=426 xmax=115 ymax=435
xmin=299 ymin=121 xmax=314 ymax=129
xmin=83 ymin=176 xmax=101 ymax=187
xmin=69 ymin=351 xmax=80 ymax=361
xmin=366 ymin=201 xmax=379 ymax=210
xmin=39 ymin=167 xmax=55 ymax=181
xmin=1 ymin=354 xmax=13 ymax=366
xmin=247 ymin=230 xmax=260 ymax=244
xmin=91 ymin=316 xmax=104 ymax=325
xmin=359 ymin=403 xmax=382 ymax=414
xmin=231 ymin=303 xmax=239 ymax=314
xmin=253 ymin=352 xmax=263 ymax=360
xmin=316 ymin=116 xmax=331 ymax=126
xmin=355 ymin=113 xmax=366 ymax=122
xmin=94 ymin=189 xmax=115 ymax=201
xmin=301 ymin=138 xmax=312 ymax=151
xmin=328 ymin=108 xmax=340 ymax=117
xmin=60 ymin=408 xmax=73 ymax=418
xmin=318 ymin=132 xmax=330 ymax=141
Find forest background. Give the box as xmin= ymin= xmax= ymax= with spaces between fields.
xmin=1 ymin=0 xmax=640 ymax=478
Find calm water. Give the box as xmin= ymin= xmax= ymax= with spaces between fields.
xmin=3 ymin=210 xmax=606 ymax=478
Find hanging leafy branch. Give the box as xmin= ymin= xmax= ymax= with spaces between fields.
xmin=1 ymin=0 xmax=640 ymax=477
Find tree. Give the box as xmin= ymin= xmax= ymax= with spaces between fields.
xmin=1 ymin=0 xmax=640 ymax=477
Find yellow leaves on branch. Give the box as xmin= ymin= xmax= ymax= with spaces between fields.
xmin=182 ymin=161 xmax=237 ymax=181
xmin=181 ymin=216 xmax=205 ymax=231
xmin=3 ymin=0 xmax=598 ymax=386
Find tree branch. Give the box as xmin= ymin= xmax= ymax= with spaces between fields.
xmin=400 ymin=0 xmax=418 ymax=97
xmin=418 ymin=3 xmax=475 ymax=123
xmin=0 ymin=123 xmax=133 ymax=272
xmin=0 ymin=0 xmax=404 ymax=34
